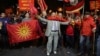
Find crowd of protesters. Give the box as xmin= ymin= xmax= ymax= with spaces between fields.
xmin=0 ymin=11 xmax=100 ymax=56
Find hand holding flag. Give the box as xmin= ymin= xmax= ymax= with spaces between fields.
xmin=38 ymin=0 xmax=47 ymax=11
xmin=29 ymin=3 xmax=38 ymax=15
xmin=42 ymin=11 xmax=47 ymax=17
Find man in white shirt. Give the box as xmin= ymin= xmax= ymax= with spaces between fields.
xmin=37 ymin=12 xmax=70 ymax=56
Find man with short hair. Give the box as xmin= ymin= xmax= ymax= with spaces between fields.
xmin=77 ymin=12 xmax=96 ymax=56
xmin=37 ymin=12 xmax=70 ymax=56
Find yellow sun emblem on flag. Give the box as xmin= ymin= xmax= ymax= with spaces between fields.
xmin=16 ymin=23 xmax=32 ymax=39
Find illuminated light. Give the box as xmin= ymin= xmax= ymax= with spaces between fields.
xmin=95 ymin=9 xmax=99 ymax=12
xmin=71 ymin=19 xmax=75 ymax=26
xmin=58 ymin=8 xmax=63 ymax=12
xmin=49 ymin=10 xmax=52 ymax=13
xmin=90 ymin=1 xmax=100 ymax=10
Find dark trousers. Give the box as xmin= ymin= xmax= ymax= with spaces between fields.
xmin=66 ymin=35 xmax=74 ymax=48
xmin=97 ymin=35 xmax=100 ymax=56
xmin=79 ymin=35 xmax=90 ymax=54
xmin=0 ymin=33 xmax=9 ymax=49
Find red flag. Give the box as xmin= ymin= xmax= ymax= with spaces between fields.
xmin=7 ymin=20 xmax=42 ymax=44
xmin=29 ymin=0 xmax=38 ymax=15
xmin=38 ymin=0 xmax=47 ymax=11
xmin=19 ymin=0 xmax=34 ymax=11
xmin=66 ymin=0 xmax=84 ymax=13
xmin=29 ymin=4 xmax=38 ymax=15
xmin=64 ymin=0 xmax=70 ymax=2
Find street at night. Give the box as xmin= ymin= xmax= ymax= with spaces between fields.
xmin=0 ymin=0 xmax=100 ymax=56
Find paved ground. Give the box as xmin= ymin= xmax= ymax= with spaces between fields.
xmin=0 ymin=46 xmax=77 ymax=56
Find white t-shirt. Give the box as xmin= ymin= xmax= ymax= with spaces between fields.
xmin=52 ymin=21 xmax=59 ymax=31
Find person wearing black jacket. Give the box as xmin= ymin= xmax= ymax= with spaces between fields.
xmin=0 ymin=12 xmax=10 ymax=49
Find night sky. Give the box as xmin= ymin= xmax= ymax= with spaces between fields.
xmin=0 ymin=0 xmax=90 ymax=13
xmin=0 ymin=0 xmax=18 ymax=13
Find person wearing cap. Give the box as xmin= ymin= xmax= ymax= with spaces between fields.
xmin=36 ymin=11 xmax=70 ymax=56
xmin=77 ymin=12 xmax=96 ymax=56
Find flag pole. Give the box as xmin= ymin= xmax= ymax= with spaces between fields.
xmin=92 ymin=0 xmax=96 ymax=55
xmin=93 ymin=31 xmax=95 ymax=55
xmin=94 ymin=0 xmax=97 ymax=15
xmin=82 ymin=2 xmax=85 ymax=19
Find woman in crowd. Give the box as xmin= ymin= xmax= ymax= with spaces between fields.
xmin=22 ymin=12 xmax=31 ymax=22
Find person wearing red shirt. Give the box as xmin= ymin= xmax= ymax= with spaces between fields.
xmin=77 ymin=12 xmax=96 ymax=56
xmin=65 ymin=22 xmax=74 ymax=54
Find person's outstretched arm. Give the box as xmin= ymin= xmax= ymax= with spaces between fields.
xmin=36 ymin=15 xmax=48 ymax=23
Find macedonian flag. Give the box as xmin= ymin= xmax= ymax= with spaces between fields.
xmin=65 ymin=0 xmax=84 ymax=13
xmin=7 ymin=20 xmax=43 ymax=44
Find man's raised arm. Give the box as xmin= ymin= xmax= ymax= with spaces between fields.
xmin=36 ymin=11 xmax=48 ymax=22
xmin=60 ymin=17 xmax=71 ymax=25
